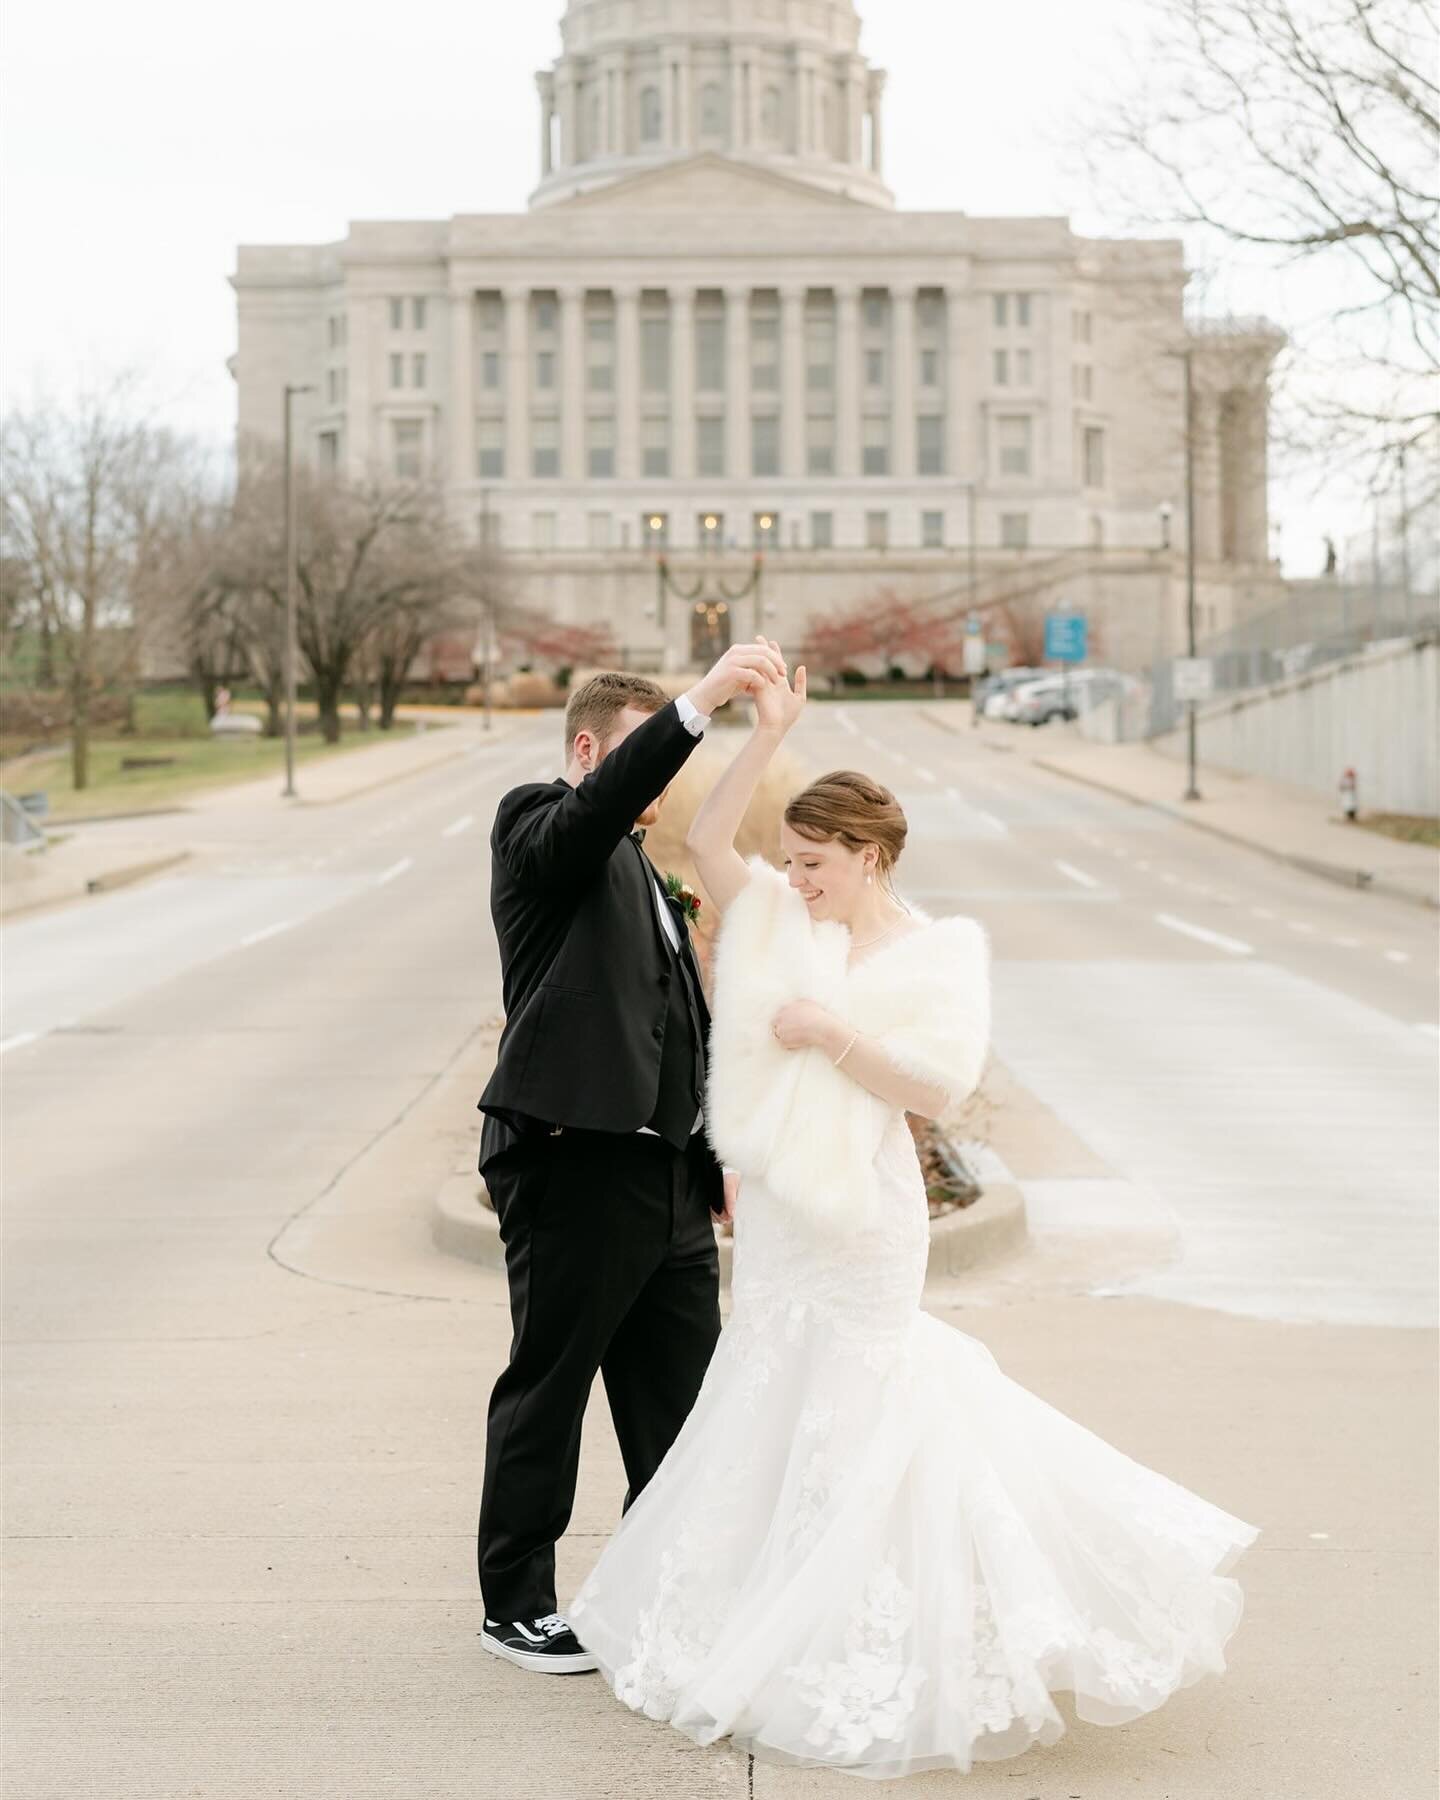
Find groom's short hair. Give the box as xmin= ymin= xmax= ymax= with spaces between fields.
xmin=565 ymin=670 xmax=670 ymax=757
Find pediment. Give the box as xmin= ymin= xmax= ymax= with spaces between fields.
xmin=545 ymin=153 xmax=875 ymax=215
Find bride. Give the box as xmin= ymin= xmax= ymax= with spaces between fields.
xmin=568 ymin=643 xmax=1258 ymax=1779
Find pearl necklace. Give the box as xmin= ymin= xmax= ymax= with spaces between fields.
xmin=849 ymin=914 xmax=906 ymax=951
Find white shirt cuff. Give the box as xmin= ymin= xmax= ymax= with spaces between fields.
xmin=675 ymin=692 xmax=709 ymax=736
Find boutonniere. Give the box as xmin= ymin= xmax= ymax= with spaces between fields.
xmin=664 ymin=872 xmax=703 ymax=925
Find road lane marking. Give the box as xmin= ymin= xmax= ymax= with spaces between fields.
xmin=1251 ymin=907 xmax=1276 ymax=920
xmin=834 ymin=709 xmax=859 ymax=736
xmin=1055 ymin=860 xmax=1101 ymax=890
xmin=945 ymin=787 xmax=1008 ymax=835
xmin=1332 ymin=936 xmax=1361 ymax=948
xmin=912 ymin=764 xmax=938 ymax=783
xmin=241 ymin=919 xmax=297 ymax=949
xmin=1136 ymin=859 xmax=1152 ymax=871
xmin=441 ymin=813 xmax=475 ymax=838
xmin=0 ymin=1032 xmax=40 ymax=1056
xmin=1287 ymin=921 xmax=1318 ymax=935
xmin=1155 ymin=913 xmax=1254 ymax=955
xmin=1384 ymin=950 xmax=1410 ymax=964
xmin=1159 ymin=872 xmax=1180 ymax=884
xmin=376 ymin=857 xmax=414 ymax=886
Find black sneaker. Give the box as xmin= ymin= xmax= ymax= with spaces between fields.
xmin=480 ymin=1613 xmax=598 ymax=1675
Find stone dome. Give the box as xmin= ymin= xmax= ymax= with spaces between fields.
xmin=531 ymin=0 xmax=892 ymax=208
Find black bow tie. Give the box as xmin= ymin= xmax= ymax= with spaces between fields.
xmin=630 ymin=828 xmax=646 ymax=846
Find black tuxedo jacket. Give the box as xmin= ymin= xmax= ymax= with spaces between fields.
xmin=477 ymin=699 xmax=722 ymax=1208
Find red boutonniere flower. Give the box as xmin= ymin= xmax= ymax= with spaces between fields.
xmin=664 ymin=872 xmax=703 ymax=924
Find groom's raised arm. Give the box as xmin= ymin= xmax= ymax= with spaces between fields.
xmin=493 ymin=700 xmax=701 ymax=892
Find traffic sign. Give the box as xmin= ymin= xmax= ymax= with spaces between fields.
xmin=963 ymin=635 xmax=987 ymax=674
xmin=1044 ymin=612 xmax=1088 ymax=662
xmin=1172 ymin=657 xmax=1214 ymax=702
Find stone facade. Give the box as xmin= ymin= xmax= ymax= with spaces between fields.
xmin=230 ymin=0 xmax=1284 ymax=677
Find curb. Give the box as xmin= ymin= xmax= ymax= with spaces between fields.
xmin=432 ymin=1170 xmax=1027 ymax=1288
xmin=1 ymin=849 xmax=193 ymax=921
xmin=1030 ymin=756 xmax=1438 ymax=912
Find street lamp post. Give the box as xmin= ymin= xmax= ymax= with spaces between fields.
xmin=1182 ymin=349 xmax=1201 ymax=801
xmin=281 ymin=382 xmax=314 ymax=799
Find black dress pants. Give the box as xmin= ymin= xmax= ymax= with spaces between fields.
xmin=477 ymin=1127 xmax=721 ymax=1621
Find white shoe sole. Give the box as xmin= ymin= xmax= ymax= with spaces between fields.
xmin=480 ymin=1631 xmax=598 ymax=1676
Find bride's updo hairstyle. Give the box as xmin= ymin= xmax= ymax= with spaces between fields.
xmin=783 ymin=770 xmax=909 ymax=894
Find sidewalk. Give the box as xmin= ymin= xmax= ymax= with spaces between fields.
xmin=922 ymin=702 xmax=1439 ymax=910
xmin=0 ymin=712 xmax=536 ymax=921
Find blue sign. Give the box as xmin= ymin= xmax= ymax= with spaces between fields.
xmin=1044 ymin=611 xmax=1088 ymax=662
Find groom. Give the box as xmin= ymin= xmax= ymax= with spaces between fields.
xmin=476 ymin=644 xmax=784 ymax=1674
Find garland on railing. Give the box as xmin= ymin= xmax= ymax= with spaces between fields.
xmin=654 ymin=552 xmax=763 ymax=627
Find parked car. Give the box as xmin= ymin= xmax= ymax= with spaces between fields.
xmin=977 ymin=667 xmax=1045 ymax=717
xmin=1007 ymin=676 xmax=1081 ymax=725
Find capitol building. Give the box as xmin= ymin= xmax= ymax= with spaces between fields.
xmin=232 ymin=0 xmax=1283 ymax=674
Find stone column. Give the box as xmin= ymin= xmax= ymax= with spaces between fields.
xmin=596 ymin=63 xmax=611 ymax=158
xmin=835 ymin=284 xmax=861 ymax=478
xmin=674 ymin=46 xmax=691 ymax=148
xmin=448 ymin=288 xmax=476 ymax=485
xmin=725 ymin=284 xmax=750 ymax=481
xmin=615 ymin=285 xmax=640 ymax=482
xmin=343 ymin=294 xmax=374 ymax=482
xmin=890 ymin=285 xmax=917 ymax=480
xmin=780 ymin=284 xmax=806 ymax=478
xmin=558 ymin=71 xmax=578 ymax=168
xmin=560 ymin=286 xmax=586 ymax=481
xmin=503 ymin=285 xmax=530 ymax=482
xmin=669 ymin=287 xmax=695 ymax=481
xmin=730 ymin=55 xmax=746 ymax=150
xmin=945 ymin=286 xmax=969 ymax=487
xmin=868 ymin=71 xmax=886 ymax=174
xmin=536 ymin=74 xmax=554 ymax=175
xmin=845 ymin=61 xmax=865 ymax=164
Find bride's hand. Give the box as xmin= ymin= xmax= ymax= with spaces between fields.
xmin=751 ymin=639 xmax=807 ymax=736
xmin=770 ymin=999 xmax=840 ymax=1052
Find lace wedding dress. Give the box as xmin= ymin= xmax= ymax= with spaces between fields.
xmin=568 ymin=902 xmax=1258 ymax=1778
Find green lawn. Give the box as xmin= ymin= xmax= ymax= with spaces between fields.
xmin=3 ymin=713 xmax=417 ymax=820
xmin=1354 ymin=812 xmax=1440 ymax=849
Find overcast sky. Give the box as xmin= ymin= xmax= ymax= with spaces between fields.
xmin=2 ymin=0 xmax=1334 ymax=569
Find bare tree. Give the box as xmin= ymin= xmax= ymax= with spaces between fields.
xmin=1087 ymin=0 xmax=1439 ymax=510
xmin=0 ymin=386 xmax=201 ymax=789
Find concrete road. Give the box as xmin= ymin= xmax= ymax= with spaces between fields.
xmin=3 ymin=701 xmax=1435 ymax=1800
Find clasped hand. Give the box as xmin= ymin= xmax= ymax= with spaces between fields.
xmin=770 ymin=999 xmax=844 ymax=1055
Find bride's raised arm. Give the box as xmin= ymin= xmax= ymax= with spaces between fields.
xmin=684 ymin=638 xmax=806 ymax=917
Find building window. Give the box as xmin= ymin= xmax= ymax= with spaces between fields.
xmin=862 ymin=415 xmax=890 ymax=476
xmin=698 ymin=511 xmax=724 ymax=550
xmin=327 ymin=316 xmax=341 ymax=349
xmin=699 ymin=82 xmax=725 ymax=138
xmin=478 ymin=509 xmax=501 ymax=547
xmin=389 ymin=353 xmax=404 ymax=389
xmin=865 ymin=348 xmax=885 ymax=388
xmin=863 ymin=292 xmax=887 ymax=329
xmin=751 ymin=306 xmax=779 ymax=391
xmin=919 ymin=347 xmax=939 ymax=388
xmin=482 ymin=351 xmax=500 ymax=389
xmin=586 ymin=309 xmax=614 ymax=392
xmin=532 ymin=511 xmax=556 ymax=550
xmin=1000 ymin=511 xmax=1030 ymax=549
xmin=696 ymin=415 xmax=725 ymax=477
xmin=587 ymin=415 xmax=615 ymax=478
xmin=640 ymin=314 xmax=669 ymax=392
xmin=393 ymin=420 xmax=422 ymax=480
xmin=1015 ymin=348 xmax=1032 ymax=385
xmin=996 ymin=414 xmax=1032 ymax=477
xmin=319 ymin=430 xmax=340 ymax=471
xmin=922 ymin=509 xmax=944 ymax=548
xmin=477 ymin=418 xmax=504 ymax=478
xmin=760 ymin=85 xmax=782 ymax=141
xmin=993 ymin=349 xmax=1009 ymax=386
xmin=1074 ymin=309 xmax=1093 ymax=345
xmin=753 ymin=510 xmax=779 ymax=548
xmin=1083 ymin=425 xmax=1106 ymax=488
xmin=412 ymin=353 xmax=426 ymax=388
xmin=810 ymin=510 xmax=833 ymax=549
xmin=532 ymin=417 xmax=559 ymax=478
xmin=805 ymin=298 xmax=835 ymax=390
xmin=806 ymin=416 xmax=834 ymax=476
xmin=536 ymin=350 xmax=556 ymax=390
xmin=916 ymin=415 xmax=944 ymax=476
xmin=992 ymin=294 xmax=1008 ymax=329
xmin=1015 ymin=293 xmax=1032 ymax=329
xmin=412 ymin=297 xmax=427 ymax=331
xmin=588 ymin=512 xmax=612 ymax=548
xmin=389 ymin=297 xmax=405 ymax=331
xmin=640 ymin=85 xmax=661 ymax=142
xmin=326 ymin=368 xmax=340 ymax=405
xmin=1074 ymin=363 xmax=1093 ymax=401
xmin=641 ymin=415 xmax=669 ymax=477
xmin=534 ymin=295 xmax=557 ymax=334
xmin=865 ymin=510 xmax=889 ymax=549
xmin=696 ymin=304 xmax=725 ymax=391
xmin=752 ymin=414 xmax=779 ymax=477
xmin=643 ymin=511 xmax=668 ymax=547
xmin=478 ymin=293 xmax=502 ymax=332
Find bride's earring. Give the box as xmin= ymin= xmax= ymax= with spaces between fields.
xmin=865 ymin=872 xmax=873 ymax=886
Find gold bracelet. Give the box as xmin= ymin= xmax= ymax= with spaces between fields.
xmin=833 ymin=1028 xmax=859 ymax=1068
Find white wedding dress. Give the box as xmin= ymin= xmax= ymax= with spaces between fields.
xmin=568 ymin=945 xmax=1258 ymax=1778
